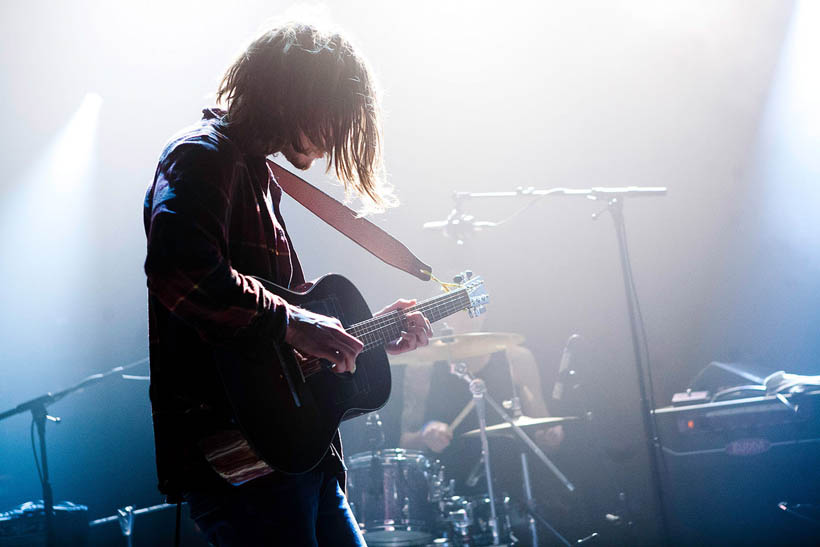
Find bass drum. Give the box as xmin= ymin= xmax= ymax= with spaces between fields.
xmin=347 ymin=449 xmax=438 ymax=546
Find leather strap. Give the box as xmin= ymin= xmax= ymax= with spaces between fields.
xmin=267 ymin=160 xmax=432 ymax=281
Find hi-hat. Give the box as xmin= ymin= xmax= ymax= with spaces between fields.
xmin=388 ymin=332 xmax=524 ymax=370
xmin=461 ymin=415 xmax=580 ymax=438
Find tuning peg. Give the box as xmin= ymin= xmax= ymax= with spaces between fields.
xmin=465 ymin=270 xmax=473 ymax=280
xmin=453 ymin=273 xmax=464 ymax=284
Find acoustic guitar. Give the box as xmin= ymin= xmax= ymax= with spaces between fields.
xmin=204 ymin=271 xmax=488 ymax=481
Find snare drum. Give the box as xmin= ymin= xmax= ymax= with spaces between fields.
xmin=347 ymin=449 xmax=438 ymax=545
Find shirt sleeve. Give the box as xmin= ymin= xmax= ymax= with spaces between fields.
xmin=144 ymin=139 xmax=290 ymax=346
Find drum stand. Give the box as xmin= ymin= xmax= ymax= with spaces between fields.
xmin=450 ymin=361 xmax=574 ymax=546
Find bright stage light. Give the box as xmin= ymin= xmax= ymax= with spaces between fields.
xmin=0 ymin=91 xmax=103 ymax=385
xmin=51 ymin=92 xmax=103 ymax=191
xmin=759 ymin=0 xmax=820 ymax=258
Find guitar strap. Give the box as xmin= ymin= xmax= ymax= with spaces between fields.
xmin=267 ymin=159 xmax=432 ymax=282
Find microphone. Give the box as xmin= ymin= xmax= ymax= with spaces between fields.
xmin=552 ymin=334 xmax=581 ymax=402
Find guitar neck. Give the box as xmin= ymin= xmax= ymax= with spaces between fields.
xmin=347 ymin=289 xmax=470 ymax=351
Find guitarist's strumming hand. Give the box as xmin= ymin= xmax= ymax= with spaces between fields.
xmin=375 ymin=299 xmax=433 ymax=355
xmin=284 ymin=306 xmax=364 ymax=373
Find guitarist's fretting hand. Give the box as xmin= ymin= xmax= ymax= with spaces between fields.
xmin=284 ymin=306 xmax=364 ymax=373
xmin=374 ymin=299 xmax=433 ymax=355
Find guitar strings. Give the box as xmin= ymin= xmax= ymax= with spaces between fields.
xmin=350 ymin=292 xmax=469 ymax=341
xmin=347 ymin=289 xmax=469 ymax=340
xmin=352 ymin=288 xmax=468 ymax=334
xmin=350 ymin=301 xmax=471 ymax=351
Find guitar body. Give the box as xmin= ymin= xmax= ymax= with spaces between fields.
xmin=213 ymin=274 xmax=391 ymax=475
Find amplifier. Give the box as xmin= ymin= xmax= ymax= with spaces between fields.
xmin=653 ymin=390 xmax=820 ymax=545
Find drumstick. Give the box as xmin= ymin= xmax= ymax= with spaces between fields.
xmin=448 ymin=399 xmax=475 ymax=432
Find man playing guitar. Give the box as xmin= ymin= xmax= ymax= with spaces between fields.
xmin=144 ymin=21 xmax=432 ymax=545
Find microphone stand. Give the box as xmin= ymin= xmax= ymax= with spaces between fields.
xmin=0 ymin=357 xmax=149 ymax=546
xmin=451 ymin=186 xmax=668 ymax=201
xmin=596 ymin=196 xmax=670 ymax=543
xmin=425 ymin=187 xmax=666 ymax=243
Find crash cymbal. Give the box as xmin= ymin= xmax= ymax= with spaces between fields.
xmin=388 ymin=332 xmax=525 ymax=370
xmin=461 ymin=415 xmax=580 ymax=438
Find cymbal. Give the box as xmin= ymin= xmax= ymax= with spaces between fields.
xmin=388 ymin=332 xmax=525 ymax=369
xmin=461 ymin=415 xmax=580 ymax=438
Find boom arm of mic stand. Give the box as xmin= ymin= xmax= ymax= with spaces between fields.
xmin=0 ymin=357 xmax=150 ymax=423
xmin=482 ymin=393 xmax=575 ymax=492
xmin=452 ymin=186 xmax=667 ymax=201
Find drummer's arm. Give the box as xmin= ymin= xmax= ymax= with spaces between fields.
xmin=398 ymin=365 xmax=452 ymax=452
xmin=506 ymin=345 xmax=548 ymax=417
xmin=400 ymin=421 xmax=452 ymax=453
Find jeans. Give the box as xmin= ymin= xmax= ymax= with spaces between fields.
xmin=184 ymin=468 xmax=365 ymax=546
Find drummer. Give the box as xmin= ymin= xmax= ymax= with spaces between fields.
xmin=396 ymin=311 xmax=564 ymax=483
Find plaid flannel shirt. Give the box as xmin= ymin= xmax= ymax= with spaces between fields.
xmin=143 ymin=110 xmax=341 ymax=499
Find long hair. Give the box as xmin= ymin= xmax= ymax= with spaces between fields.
xmin=217 ymin=22 xmax=395 ymax=210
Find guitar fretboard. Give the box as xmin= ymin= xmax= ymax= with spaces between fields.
xmin=347 ymin=288 xmax=471 ymax=351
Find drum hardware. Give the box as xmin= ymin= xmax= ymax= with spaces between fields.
xmin=450 ymin=363 xmax=501 ymax=544
xmin=438 ymin=494 xmax=516 ymax=546
xmin=505 ymin=363 xmax=536 ymax=547
xmin=355 ymin=324 xmax=583 ymax=545
xmin=449 ymin=359 xmax=575 ymax=546
xmin=510 ymin=357 xmax=569 ymax=547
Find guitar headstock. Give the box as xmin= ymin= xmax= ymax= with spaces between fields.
xmin=454 ymin=270 xmax=488 ymax=318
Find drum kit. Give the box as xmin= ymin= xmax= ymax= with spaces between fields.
xmin=346 ymin=331 xmax=581 ymax=546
